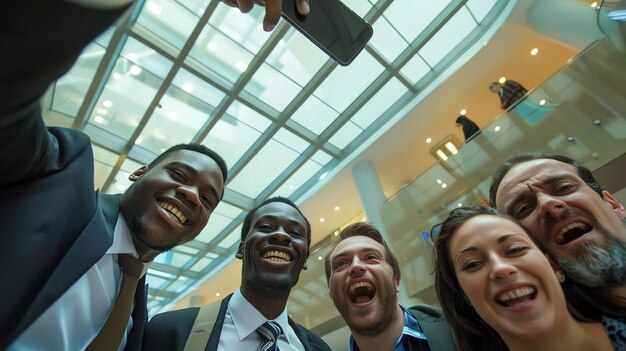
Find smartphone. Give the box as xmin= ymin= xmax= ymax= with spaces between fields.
xmin=281 ymin=0 xmax=373 ymax=66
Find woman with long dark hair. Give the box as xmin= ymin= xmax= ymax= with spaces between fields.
xmin=432 ymin=205 xmax=620 ymax=351
xmin=455 ymin=115 xmax=481 ymax=142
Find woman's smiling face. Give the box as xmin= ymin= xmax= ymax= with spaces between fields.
xmin=449 ymin=214 xmax=568 ymax=340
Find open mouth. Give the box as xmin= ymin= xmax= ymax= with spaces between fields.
xmin=496 ymin=286 xmax=537 ymax=307
xmin=555 ymin=222 xmax=592 ymax=245
xmin=347 ymin=281 xmax=376 ymax=304
xmin=262 ymin=250 xmax=292 ymax=263
xmin=158 ymin=201 xmax=188 ymax=225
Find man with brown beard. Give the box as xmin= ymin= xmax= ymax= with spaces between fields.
xmin=325 ymin=222 xmax=456 ymax=351
xmin=490 ymin=152 xmax=626 ymax=318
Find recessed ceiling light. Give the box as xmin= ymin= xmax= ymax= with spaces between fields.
xmin=591 ymin=2 xmax=598 ymax=8
xmin=436 ymin=179 xmax=443 ymax=184
xmin=460 ymin=108 xmax=467 ymax=115
xmin=182 ymin=82 xmax=194 ymax=93
xmin=426 ymin=137 xmax=432 ymax=143
xmin=494 ymin=126 xmax=501 ymax=132
xmin=94 ymin=115 xmax=104 ymax=124
xmin=97 ymin=108 xmax=108 ymax=115
xmin=436 ymin=149 xmax=448 ymax=161
xmin=102 ymin=99 xmax=113 ymax=108
xmin=147 ymin=1 xmax=163 ymax=16
xmin=334 ymin=206 xmax=340 ymax=211
xmin=334 ymin=230 xmax=340 ymax=236
xmin=206 ymin=41 xmax=218 ymax=52
xmin=320 ymin=218 xmax=325 ymax=223
xmin=129 ymin=65 xmax=142 ymax=76
xmin=235 ymin=61 xmax=248 ymax=72
xmin=215 ymin=292 xmax=220 ymax=297
xmin=539 ymin=99 xmax=546 ymax=105
xmin=442 ymin=183 xmax=447 ymax=188
xmin=530 ymin=48 xmax=539 ymax=56
xmin=318 ymin=256 xmax=323 ymax=261
xmin=499 ymin=76 xmax=506 ymax=84
xmin=457 ymin=203 xmax=463 ymax=207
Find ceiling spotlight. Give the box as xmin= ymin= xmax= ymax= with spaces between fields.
xmin=334 ymin=206 xmax=340 ymax=211
xmin=102 ymin=99 xmax=113 ymax=108
xmin=498 ymin=76 xmax=506 ymax=84
xmin=215 ymin=292 xmax=220 ymax=297
xmin=436 ymin=179 xmax=443 ymax=185
xmin=334 ymin=230 xmax=340 ymax=236
xmin=591 ymin=2 xmax=598 ymax=8
xmin=459 ymin=108 xmax=467 ymax=115
xmin=494 ymin=126 xmax=501 ymax=132
xmin=318 ymin=256 xmax=323 ymax=261
xmin=426 ymin=137 xmax=432 ymax=143
xmin=320 ymin=218 xmax=325 ymax=223
xmin=539 ymin=99 xmax=546 ymax=106
xmin=457 ymin=203 xmax=463 ymax=207
xmin=442 ymin=183 xmax=447 ymax=188
xmin=94 ymin=115 xmax=104 ymax=124
xmin=530 ymin=48 xmax=539 ymax=56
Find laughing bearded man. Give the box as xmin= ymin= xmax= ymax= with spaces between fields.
xmin=490 ymin=152 xmax=626 ymax=318
xmin=325 ymin=222 xmax=456 ymax=351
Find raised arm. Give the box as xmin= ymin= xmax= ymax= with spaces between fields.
xmin=0 ymin=1 xmax=130 ymax=186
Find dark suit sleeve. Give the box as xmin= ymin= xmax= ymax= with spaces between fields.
xmin=0 ymin=1 xmax=130 ymax=186
xmin=143 ymin=308 xmax=200 ymax=351
xmin=293 ymin=323 xmax=332 ymax=351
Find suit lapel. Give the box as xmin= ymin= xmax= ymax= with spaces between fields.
xmin=205 ymin=294 xmax=232 ymax=351
xmin=18 ymin=191 xmax=116 ymax=336
xmin=289 ymin=318 xmax=314 ymax=351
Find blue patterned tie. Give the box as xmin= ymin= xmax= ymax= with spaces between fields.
xmin=256 ymin=321 xmax=282 ymax=351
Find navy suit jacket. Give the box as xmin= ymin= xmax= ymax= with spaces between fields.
xmin=143 ymin=294 xmax=331 ymax=351
xmin=0 ymin=1 xmax=145 ymax=349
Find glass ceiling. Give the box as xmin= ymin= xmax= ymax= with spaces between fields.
xmin=42 ymin=0 xmax=507 ymax=314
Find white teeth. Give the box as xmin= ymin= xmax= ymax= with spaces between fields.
xmin=158 ymin=201 xmax=187 ymax=224
xmin=349 ymin=281 xmax=374 ymax=293
xmin=497 ymin=287 xmax=536 ymax=302
xmin=555 ymin=222 xmax=588 ymax=244
xmin=262 ymin=250 xmax=292 ymax=262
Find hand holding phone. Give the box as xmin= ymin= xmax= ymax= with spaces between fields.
xmin=282 ymin=0 xmax=373 ymax=66
xmin=222 ymin=0 xmax=310 ymax=31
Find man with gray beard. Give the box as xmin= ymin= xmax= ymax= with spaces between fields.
xmin=324 ymin=222 xmax=456 ymax=351
xmin=490 ymin=152 xmax=626 ymax=317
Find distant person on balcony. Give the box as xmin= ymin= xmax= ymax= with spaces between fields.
xmin=455 ymin=115 xmax=481 ymax=142
xmin=325 ymin=222 xmax=457 ymax=351
xmin=489 ymin=152 xmax=626 ymax=320
xmin=143 ymin=197 xmax=330 ymax=351
xmin=489 ymin=80 xmax=529 ymax=110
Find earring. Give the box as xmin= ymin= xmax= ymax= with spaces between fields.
xmin=555 ymin=270 xmax=565 ymax=283
xmin=235 ymin=252 xmax=243 ymax=259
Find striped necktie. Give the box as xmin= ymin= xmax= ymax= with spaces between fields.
xmin=256 ymin=321 xmax=282 ymax=351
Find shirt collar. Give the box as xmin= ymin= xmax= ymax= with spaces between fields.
xmin=348 ymin=305 xmax=427 ymax=351
xmin=229 ymin=289 xmax=293 ymax=344
xmin=110 ymin=213 xmax=150 ymax=275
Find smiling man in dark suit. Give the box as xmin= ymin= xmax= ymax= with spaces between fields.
xmin=144 ymin=197 xmax=331 ymax=351
xmin=0 ymin=2 xmax=229 ymax=351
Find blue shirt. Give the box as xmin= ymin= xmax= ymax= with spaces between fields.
xmin=348 ymin=305 xmax=431 ymax=351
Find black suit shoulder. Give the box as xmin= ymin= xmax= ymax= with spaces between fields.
xmin=143 ymin=307 xmax=200 ymax=351
xmin=408 ymin=305 xmax=457 ymax=351
xmin=292 ymin=323 xmax=331 ymax=351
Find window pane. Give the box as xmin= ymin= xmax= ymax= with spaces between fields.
xmin=313 ymin=51 xmax=384 ymax=112
xmin=351 ymin=77 xmax=408 ymax=129
xmin=419 ymin=8 xmax=477 ymax=67
xmin=227 ymin=138 xmax=300 ymax=198
xmin=290 ymin=95 xmax=339 ymax=135
xmin=271 ymin=160 xmax=323 ymax=198
xmin=135 ymin=0 xmax=200 ymax=49
xmin=329 ymin=121 xmax=363 ymax=150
